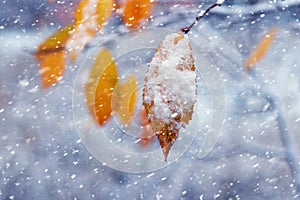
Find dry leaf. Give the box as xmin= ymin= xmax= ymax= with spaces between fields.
xmin=67 ymin=0 xmax=114 ymax=61
xmin=142 ymin=33 xmax=197 ymax=160
xmin=112 ymin=76 xmax=137 ymax=125
xmin=245 ymin=28 xmax=278 ymax=71
xmin=122 ymin=0 xmax=154 ymax=29
xmin=138 ymin=108 xmax=154 ymax=148
xmin=85 ymin=49 xmax=119 ymax=125
xmin=35 ymin=25 xmax=74 ymax=89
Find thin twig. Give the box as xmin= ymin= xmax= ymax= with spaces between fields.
xmin=180 ymin=2 xmax=223 ymax=34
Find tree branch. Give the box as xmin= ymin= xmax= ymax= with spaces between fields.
xmin=180 ymin=1 xmax=223 ymax=34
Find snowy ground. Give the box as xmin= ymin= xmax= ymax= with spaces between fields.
xmin=0 ymin=1 xmax=300 ymax=199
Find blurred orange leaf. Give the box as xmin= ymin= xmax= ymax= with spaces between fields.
xmin=85 ymin=49 xmax=119 ymax=125
xmin=36 ymin=0 xmax=115 ymax=89
xmin=122 ymin=0 xmax=154 ymax=29
xmin=67 ymin=0 xmax=115 ymax=61
xmin=245 ymin=28 xmax=278 ymax=71
xmin=36 ymin=50 xmax=66 ymax=89
xmin=35 ymin=25 xmax=74 ymax=89
xmin=112 ymin=76 xmax=137 ymax=125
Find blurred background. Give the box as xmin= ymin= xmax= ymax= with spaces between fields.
xmin=0 ymin=0 xmax=300 ymax=199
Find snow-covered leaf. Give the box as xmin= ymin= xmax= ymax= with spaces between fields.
xmin=142 ymin=32 xmax=197 ymax=160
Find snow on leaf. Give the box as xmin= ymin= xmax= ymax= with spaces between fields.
xmin=112 ymin=76 xmax=137 ymax=126
xmin=35 ymin=25 xmax=74 ymax=89
xmin=142 ymin=33 xmax=197 ymax=160
xmin=122 ymin=0 xmax=154 ymax=29
xmin=67 ymin=0 xmax=114 ymax=61
xmin=85 ymin=49 xmax=119 ymax=125
xmin=245 ymin=28 xmax=278 ymax=71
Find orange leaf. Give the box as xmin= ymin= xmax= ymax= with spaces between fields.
xmin=245 ymin=28 xmax=278 ymax=71
xmin=68 ymin=0 xmax=114 ymax=61
xmin=36 ymin=50 xmax=66 ymax=89
xmin=112 ymin=76 xmax=137 ymax=125
xmin=122 ymin=0 xmax=154 ymax=29
xmin=35 ymin=25 xmax=74 ymax=89
xmin=85 ymin=49 xmax=119 ymax=125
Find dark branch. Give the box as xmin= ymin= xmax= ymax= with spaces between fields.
xmin=180 ymin=3 xmax=222 ymax=34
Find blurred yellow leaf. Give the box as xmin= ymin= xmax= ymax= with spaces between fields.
xmin=35 ymin=25 xmax=74 ymax=89
xmin=112 ymin=76 xmax=137 ymax=125
xmin=75 ymin=0 xmax=114 ymax=26
xmin=245 ymin=28 xmax=278 ymax=71
xmin=122 ymin=0 xmax=154 ymax=29
xmin=85 ymin=49 xmax=119 ymax=125
xmin=37 ymin=25 xmax=74 ymax=52
xmin=67 ymin=0 xmax=115 ymax=61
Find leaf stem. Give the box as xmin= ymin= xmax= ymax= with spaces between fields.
xmin=180 ymin=2 xmax=223 ymax=34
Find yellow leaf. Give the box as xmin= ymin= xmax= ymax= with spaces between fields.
xmin=36 ymin=50 xmax=66 ymax=89
xmin=85 ymin=49 xmax=119 ymax=125
xmin=122 ymin=0 xmax=154 ymax=29
xmin=75 ymin=0 xmax=114 ymax=25
xmin=37 ymin=25 xmax=74 ymax=52
xmin=245 ymin=28 xmax=278 ymax=71
xmin=112 ymin=76 xmax=137 ymax=125
xmin=96 ymin=0 xmax=115 ymax=25
xmin=68 ymin=0 xmax=114 ymax=61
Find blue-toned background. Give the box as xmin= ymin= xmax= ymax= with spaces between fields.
xmin=0 ymin=0 xmax=300 ymax=199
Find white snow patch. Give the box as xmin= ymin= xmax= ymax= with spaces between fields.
xmin=216 ymin=0 xmax=225 ymax=4
xmin=19 ymin=79 xmax=29 ymax=87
